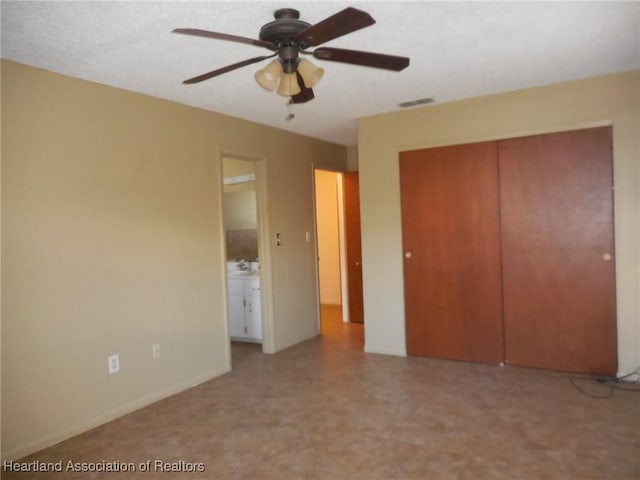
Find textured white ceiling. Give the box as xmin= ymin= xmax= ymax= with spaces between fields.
xmin=2 ymin=1 xmax=638 ymax=145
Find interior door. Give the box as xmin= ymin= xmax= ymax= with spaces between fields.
xmin=344 ymin=171 xmax=364 ymax=324
xmin=499 ymin=127 xmax=617 ymax=375
xmin=399 ymin=142 xmax=504 ymax=363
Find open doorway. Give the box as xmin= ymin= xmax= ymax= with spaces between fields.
xmin=222 ymin=156 xmax=267 ymax=357
xmin=314 ymin=169 xmax=364 ymax=345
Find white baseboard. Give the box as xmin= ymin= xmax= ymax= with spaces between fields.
xmin=364 ymin=342 xmax=407 ymax=357
xmin=617 ymin=371 xmax=640 ymax=382
xmin=2 ymin=366 xmax=230 ymax=461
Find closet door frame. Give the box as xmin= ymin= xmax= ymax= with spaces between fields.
xmin=400 ymin=126 xmax=617 ymax=375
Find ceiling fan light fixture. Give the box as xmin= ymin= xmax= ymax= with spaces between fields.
xmin=255 ymin=59 xmax=283 ymax=91
xmin=297 ymin=59 xmax=324 ymax=88
xmin=276 ymin=72 xmax=301 ymax=97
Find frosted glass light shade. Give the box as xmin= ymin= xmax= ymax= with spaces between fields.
xmin=276 ymin=72 xmax=301 ymax=96
xmin=297 ymin=59 xmax=324 ymax=88
xmin=255 ymin=60 xmax=283 ymax=91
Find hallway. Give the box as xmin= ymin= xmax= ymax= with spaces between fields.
xmin=4 ymin=309 xmax=638 ymax=479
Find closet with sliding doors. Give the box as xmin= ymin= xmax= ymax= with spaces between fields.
xmin=399 ymin=126 xmax=616 ymax=375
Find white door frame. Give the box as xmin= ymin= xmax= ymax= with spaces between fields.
xmin=220 ymin=153 xmax=275 ymax=356
xmin=312 ymin=167 xmax=349 ymax=328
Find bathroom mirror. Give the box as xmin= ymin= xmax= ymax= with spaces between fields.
xmin=222 ymin=158 xmax=258 ymax=262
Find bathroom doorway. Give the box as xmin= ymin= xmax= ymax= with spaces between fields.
xmin=222 ymin=156 xmax=271 ymax=355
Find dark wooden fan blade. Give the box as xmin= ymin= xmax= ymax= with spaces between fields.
xmin=183 ymin=54 xmax=276 ymax=84
xmin=313 ymin=47 xmax=410 ymax=71
xmin=291 ymin=71 xmax=315 ymax=104
xmin=294 ymin=7 xmax=375 ymax=47
xmin=173 ymin=28 xmax=276 ymax=50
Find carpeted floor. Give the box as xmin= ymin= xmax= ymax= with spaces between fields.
xmin=3 ymin=304 xmax=639 ymax=479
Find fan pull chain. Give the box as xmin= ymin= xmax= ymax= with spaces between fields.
xmin=285 ymin=72 xmax=295 ymax=121
xmin=285 ymin=101 xmax=295 ymax=121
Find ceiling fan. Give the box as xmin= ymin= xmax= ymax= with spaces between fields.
xmin=173 ymin=7 xmax=410 ymax=104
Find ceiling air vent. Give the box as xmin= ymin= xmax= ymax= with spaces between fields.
xmin=397 ymin=97 xmax=434 ymax=108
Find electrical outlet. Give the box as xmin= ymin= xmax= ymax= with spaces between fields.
xmin=152 ymin=344 xmax=160 ymax=359
xmin=108 ymin=354 xmax=120 ymax=374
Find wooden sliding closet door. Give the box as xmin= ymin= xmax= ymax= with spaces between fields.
xmin=400 ymin=142 xmax=504 ymax=363
xmin=499 ymin=127 xmax=617 ymax=375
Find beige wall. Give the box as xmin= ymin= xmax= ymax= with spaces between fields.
xmin=358 ymin=70 xmax=640 ymax=374
xmin=1 ymin=60 xmax=346 ymax=459
xmin=223 ymin=190 xmax=257 ymax=230
xmin=222 ymin=156 xmax=256 ymax=179
xmin=315 ymin=170 xmax=341 ymax=305
xmin=346 ymin=145 xmax=359 ymax=171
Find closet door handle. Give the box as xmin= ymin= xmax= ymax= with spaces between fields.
xmin=405 ymin=252 xmax=412 ymax=259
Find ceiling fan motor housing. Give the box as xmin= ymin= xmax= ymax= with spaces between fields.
xmin=259 ymin=9 xmax=310 ymax=72
xmin=259 ymin=9 xmax=310 ymax=46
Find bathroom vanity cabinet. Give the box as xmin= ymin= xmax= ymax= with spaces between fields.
xmin=227 ymin=275 xmax=262 ymax=343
